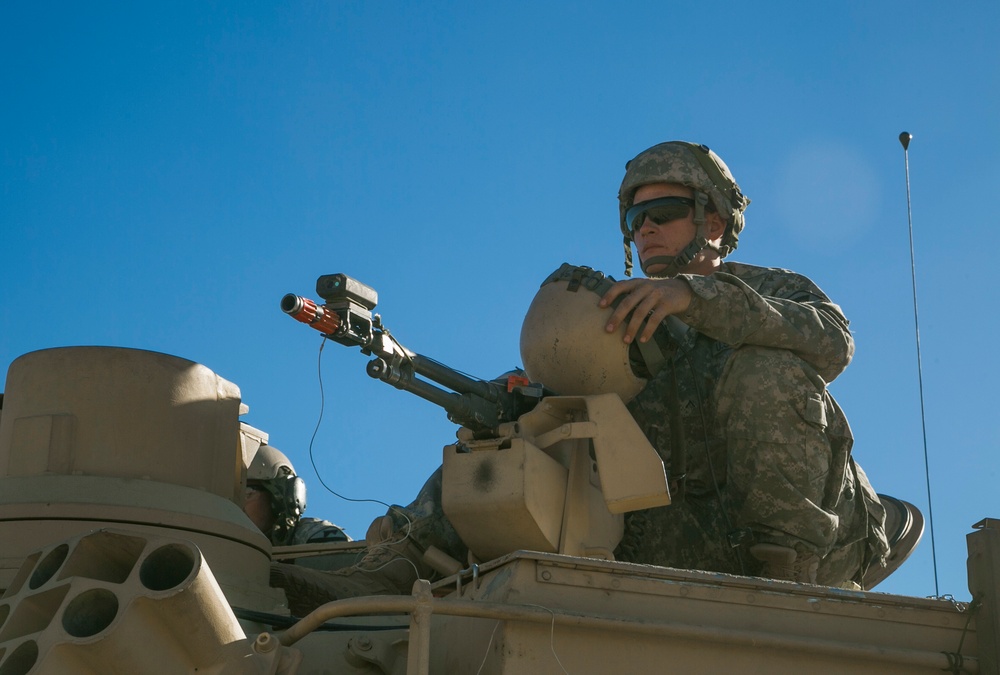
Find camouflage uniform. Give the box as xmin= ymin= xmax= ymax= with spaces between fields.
xmin=616 ymin=261 xmax=888 ymax=584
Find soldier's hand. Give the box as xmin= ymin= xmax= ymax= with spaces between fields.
xmin=599 ymin=278 xmax=692 ymax=344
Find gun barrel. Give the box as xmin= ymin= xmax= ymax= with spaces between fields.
xmin=367 ymin=357 xmax=502 ymax=431
xmin=410 ymin=355 xmax=499 ymax=403
xmin=281 ymin=294 xmax=341 ymax=335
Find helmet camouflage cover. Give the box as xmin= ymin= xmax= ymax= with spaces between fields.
xmin=618 ymin=141 xmax=750 ymax=276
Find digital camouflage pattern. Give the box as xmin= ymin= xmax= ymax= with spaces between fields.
xmin=622 ymin=260 xmax=887 ymax=584
xmin=385 ymin=261 xmax=889 ymax=588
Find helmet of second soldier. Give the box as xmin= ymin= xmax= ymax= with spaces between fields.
xmin=618 ymin=142 xmax=750 ymax=261
xmin=246 ymin=444 xmax=307 ymax=545
xmin=248 ymin=443 xmax=296 ymax=482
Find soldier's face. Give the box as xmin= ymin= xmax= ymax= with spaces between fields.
xmin=632 ymin=183 xmax=699 ymax=274
xmin=244 ymin=483 xmax=276 ymax=534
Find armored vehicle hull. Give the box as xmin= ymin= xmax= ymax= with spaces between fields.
xmin=0 ymin=347 xmax=994 ymax=674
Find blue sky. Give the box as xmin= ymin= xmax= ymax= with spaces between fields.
xmin=2 ymin=2 xmax=997 ymax=601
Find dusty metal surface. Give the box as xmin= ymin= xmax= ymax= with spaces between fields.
xmin=426 ymin=551 xmax=979 ymax=674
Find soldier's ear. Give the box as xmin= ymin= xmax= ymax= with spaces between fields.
xmin=706 ymin=211 xmax=727 ymax=241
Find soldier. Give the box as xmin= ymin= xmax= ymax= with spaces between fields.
xmin=271 ymin=142 xmax=890 ymax=615
xmin=598 ymin=141 xmax=888 ymax=584
xmin=245 ymin=444 xmax=351 ymax=546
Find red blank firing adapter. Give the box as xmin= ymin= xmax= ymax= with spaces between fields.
xmin=280 ymin=294 xmax=341 ymax=335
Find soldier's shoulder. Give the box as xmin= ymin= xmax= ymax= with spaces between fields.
xmin=721 ymin=261 xmax=823 ymax=294
xmin=721 ymin=260 xmax=802 ymax=279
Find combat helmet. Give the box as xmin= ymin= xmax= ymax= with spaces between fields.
xmin=618 ymin=141 xmax=750 ymax=277
xmin=247 ymin=444 xmax=307 ymax=545
xmin=521 ymin=264 xmax=679 ymax=402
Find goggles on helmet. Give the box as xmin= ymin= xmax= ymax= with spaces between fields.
xmin=624 ymin=196 xmax=695 ymax=238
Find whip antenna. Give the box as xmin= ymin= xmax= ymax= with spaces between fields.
xmin=899 ymin=131 xmax=939 ymax=597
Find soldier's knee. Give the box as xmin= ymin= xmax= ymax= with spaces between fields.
xmin=722 ymin=346 xmax=823 ymax=395
xmin=717 ymin=346 xmax=828 ymax=425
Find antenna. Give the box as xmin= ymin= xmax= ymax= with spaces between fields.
xmin=899 ymin=131 xmax=940 ymax=597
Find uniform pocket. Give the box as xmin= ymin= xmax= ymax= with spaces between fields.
xmin=799 ymin=393 xmax=828 ymax=430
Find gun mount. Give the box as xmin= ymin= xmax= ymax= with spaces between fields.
xmin=282 ymin=274 xmax=671 ymax=564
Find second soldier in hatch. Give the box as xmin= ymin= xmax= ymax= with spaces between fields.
xmin=245 ymin=444 xmax=351 ymax=546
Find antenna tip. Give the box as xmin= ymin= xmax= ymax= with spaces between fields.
xmin=899 ymin=131 xmax=912 ymax=150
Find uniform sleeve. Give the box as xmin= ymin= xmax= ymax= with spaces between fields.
xmin=677 ymin=270 xmax=854 ymax=383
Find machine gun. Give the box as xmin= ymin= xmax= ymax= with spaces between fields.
xmin=281 ymin=273 xmax=546 ymax=436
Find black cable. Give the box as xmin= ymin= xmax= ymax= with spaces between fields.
xmin=306 ymin=335 xmax=417 ymax=545
xmin=940 ymin=594 xmax=981 ymax=674
xmin=306 ymin=335 xmax=393 ymax=511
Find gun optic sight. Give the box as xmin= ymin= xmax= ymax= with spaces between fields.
xmin=316 ymin=273 xmax=378 ymax=310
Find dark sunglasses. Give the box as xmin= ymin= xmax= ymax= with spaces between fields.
xmin=625 ymin=196 xmax=695 ymax=235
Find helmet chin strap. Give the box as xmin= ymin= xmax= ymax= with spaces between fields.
xmin=640 ymin=235 xmax=717 ymax=278
xmin=638 ymin=191 xmax=720 ymax=278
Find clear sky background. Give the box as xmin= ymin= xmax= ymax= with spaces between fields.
xmin=2 ymin=2 xmax=997 ymax=601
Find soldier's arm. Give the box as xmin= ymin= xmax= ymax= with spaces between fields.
xmin=677 ymin=271 xmax=853 ymax=383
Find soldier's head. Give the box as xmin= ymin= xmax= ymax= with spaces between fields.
xmin=618 ymin=142 xmax=750 ymax=277
xmin=245 ymin=444 xmax=307 ymax=545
